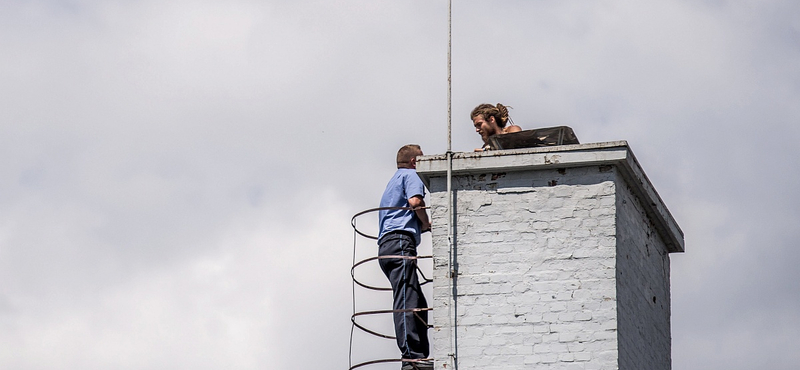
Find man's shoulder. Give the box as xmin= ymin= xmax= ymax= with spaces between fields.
xmin=396 ymin=168 xmax=419 ymax=176
xmin=398 ymin=169 xmax=423 ymax=184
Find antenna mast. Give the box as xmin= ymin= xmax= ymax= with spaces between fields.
xmin=445 ymin=0 xmax=457 ymax=369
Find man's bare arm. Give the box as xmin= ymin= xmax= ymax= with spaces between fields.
xmin=408 ymin=195 xmax=431 ymax=232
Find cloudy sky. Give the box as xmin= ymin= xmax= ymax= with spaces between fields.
xmin=1 ymin=0 xmax=799 ymax=369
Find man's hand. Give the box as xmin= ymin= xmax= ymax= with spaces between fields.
xmin=421 ymin=220 xmax=432 ymax=233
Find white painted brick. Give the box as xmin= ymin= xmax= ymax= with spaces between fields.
xmin=425 ymin=159 xmax=675 ymax=370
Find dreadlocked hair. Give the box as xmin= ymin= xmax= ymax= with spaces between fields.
xmin=470 ymin=103 xmax=512 ymax=128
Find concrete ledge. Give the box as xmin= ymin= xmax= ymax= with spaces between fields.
xmin=417 ymin=141 xmax=685 ymax=253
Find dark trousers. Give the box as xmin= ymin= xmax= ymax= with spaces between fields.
xmin=378 ymin=232 xmax=430 ymax=359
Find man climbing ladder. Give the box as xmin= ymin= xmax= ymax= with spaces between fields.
xmin=377 ymin=144 xmax=433 ymax=370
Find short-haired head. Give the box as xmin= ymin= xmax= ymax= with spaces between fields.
xmin=396 ymin=144 xmax=422 ymax=169
xmin=470 ymin=103 xmax=511 ymax=128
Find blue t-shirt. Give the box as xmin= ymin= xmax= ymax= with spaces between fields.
xmin=378 ymin=168 xmax=426 ymax=245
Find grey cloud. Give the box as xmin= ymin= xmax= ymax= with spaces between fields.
xmin=1 ymin=0 xmax=799 ymax=369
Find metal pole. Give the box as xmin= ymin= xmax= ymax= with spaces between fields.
xmin=445 ymin=0 xmax=457 ymax=369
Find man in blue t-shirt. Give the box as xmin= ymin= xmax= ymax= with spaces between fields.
xmin=378 ymin=144 xmax=432 ymax=370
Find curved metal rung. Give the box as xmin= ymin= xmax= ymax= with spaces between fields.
xmin=351 ymin=307 xmax=433 ymax=339
xmin=351 ymin=254 xmax=433 ymax=291
xmin=350 ymin=206 xmax=429 ymax=240
xmin=349 ymin=357 xmax=434 ymax=370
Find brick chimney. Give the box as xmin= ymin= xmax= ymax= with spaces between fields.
xmin=416 ymin=141 xmax=684 ymax=370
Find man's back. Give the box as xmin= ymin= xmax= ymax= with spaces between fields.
xmin=378 ymin=168 xmax=425 ymax=245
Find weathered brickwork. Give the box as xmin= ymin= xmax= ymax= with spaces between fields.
xmin=417 ymin=146 xmax=683 ymax=370
xmin=428 ymin=167 xmax=622 ymax=370
xmin=615 ymin=177 xmax=672 ymax=370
